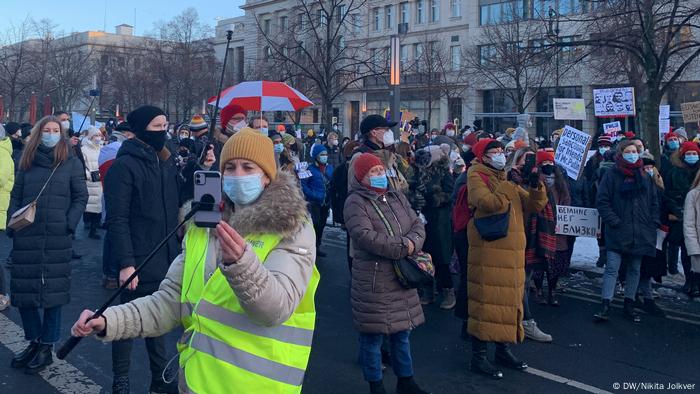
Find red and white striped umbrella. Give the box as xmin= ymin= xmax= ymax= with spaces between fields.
xmin=207 ymin=81 xmax=314 ymax=111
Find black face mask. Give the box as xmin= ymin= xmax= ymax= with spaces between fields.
xmin=137 ymin=130 xmax=167 ymax=152
xmin=179 ymin=149 xmax=189 ymax=158
xmin=540 ymin=164 xmax=555 ymax=175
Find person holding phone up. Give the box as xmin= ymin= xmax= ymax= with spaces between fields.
xmin=71 ymin=129 xmax=319 ymax=394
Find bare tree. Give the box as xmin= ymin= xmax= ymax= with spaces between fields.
xmin=551 ymin=0 xmax=700 ymax=157
xmin=0 ymin=19 xmax=39 ymax=120
xmin=257 ymin=0 xmax=383 ymax=129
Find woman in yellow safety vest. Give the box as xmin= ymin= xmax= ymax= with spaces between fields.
xmin=71 ymin=128 xmax=320 ymax=394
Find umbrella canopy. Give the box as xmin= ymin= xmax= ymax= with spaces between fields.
xmin=208 ymin=81 xmax=314 ymax=111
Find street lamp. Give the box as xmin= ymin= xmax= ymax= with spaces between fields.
xmin=389 ymin=23 xmax=409 ymax=138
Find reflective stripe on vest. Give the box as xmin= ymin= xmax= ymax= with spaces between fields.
xmin=179 ymin=225 xmax=319 ymax=394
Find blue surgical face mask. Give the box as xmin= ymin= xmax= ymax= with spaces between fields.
xmin=318 ymin=155 xmax=328 ymax=164
xmin=223 ymin=174 xmax=264 ymax=206
xmin=623 ymin=152 xmax=639 ymax=164
xmin=668 ymin=140 xmax=680 ymax=150
xmin=685 ymin=155 xmax=699 ymax=165
xmin=369 ymin=175 xmax=388 ymax=189
xmin=41 ymin=132 xmax=61 ymax=148
xmin=598 ymin=147 xmax=610 ymax=156
xmin=645 ymin=169 xmax=655 ymax=177
xmin=273 ymin=143 xmax=284 ymax=154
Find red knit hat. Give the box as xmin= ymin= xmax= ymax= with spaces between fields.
xmin=353 ymin=153 xmax=383 ymax=182
xmin=624 ymin=131 xmax=636 ymax=139
xmin=665 ymin=132 xmax=679 ymax=142
xmin=220 ymin=104 xmax=246 ymax=129
xmin=680 ymin=141 xmax=700 ymax=157
xmin=598 ymin=135 xmax=612 ymax=146
xmin=472 ymin=138 xmax=501 ymax=162
xmin=536 ymin=150 xmax=555 ymax=165
xmin=463 ymin=132 xmax=479 ymax=147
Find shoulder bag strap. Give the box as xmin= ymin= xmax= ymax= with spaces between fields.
xmin=368 ymin=199 xmax=395 ymax=237
xmin=33 ymin=162 xmax=62 ymax=203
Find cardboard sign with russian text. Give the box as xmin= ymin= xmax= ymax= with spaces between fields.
xmin=554 ymin=125 xmax=593 ymax=181
xmin=681 ymin=101 xmax=700 ymax=124
xmin=555 ymin=205 xmax=600 ymax=238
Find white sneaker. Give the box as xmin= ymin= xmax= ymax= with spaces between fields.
xmin=439 ymin=288 xmax=456 ymax=310
xmin=523 ymin=319 xmax=553 ymax=342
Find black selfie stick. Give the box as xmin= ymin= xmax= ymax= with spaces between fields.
xmin=57 ymin=201 xmax=213 ymax=360
xmin=208 ymin=30 xmax=234 ymax=142
xmin=74 ymin=95 xmax=97 ymax=136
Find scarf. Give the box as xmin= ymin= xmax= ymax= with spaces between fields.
xmin=525 ymin=196 xmax=557 ymax=266
xmin=614 ymin=154 xmax=644 ymax=195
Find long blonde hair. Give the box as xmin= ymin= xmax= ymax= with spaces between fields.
xmin=19 ymin=116 xmax=69 ymax=171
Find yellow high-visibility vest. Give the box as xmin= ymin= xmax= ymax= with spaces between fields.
xmin=178 ymin=225 xmax=319 ymax=394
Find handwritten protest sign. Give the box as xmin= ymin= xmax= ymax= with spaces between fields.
xmin=659 ymin=118 xmax=671 ymax=144
xmin=603 ymin=121 xmax=622 ymax=135
xmin=555 ymin=205 xmax=600 ymax=238
xmin=553 ymin=98 xmax=586 ymax=120
xmin=593 ymin=87 xmax=635 ymax=117
xmin=659 ymin=105 xmax=670 ymax=120
xmin=681 ymin=101 xmax=700 ymax=123
xmin=554 ymin=125 xmax=593 ymax=180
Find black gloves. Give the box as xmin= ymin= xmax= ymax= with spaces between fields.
xmin=529 ymin=171 xmax=540 ymax=188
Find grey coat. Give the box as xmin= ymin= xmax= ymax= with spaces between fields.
xmin=8 ymin=145 xmax=88 ymax=308
xmin=344 ymin=176 xmax=426 ymax=335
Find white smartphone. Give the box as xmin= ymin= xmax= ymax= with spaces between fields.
xmin=193 ymin=171 xmax=222 ymax=228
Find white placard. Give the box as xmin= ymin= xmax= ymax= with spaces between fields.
xmin=554 ymin=125 xmax=593 ymax=181
xmin=659 ymin=118 xmax=671 ymax=143
xmin=659 ymin=105 xmax=670 ymax=120
xmin=553 ymin=98 xmax=587 ymax=120
xmin=555 ymin=205 xmax=600 ymax=238
xmin=593 ymin=87 xmax=636 ymax=118
xmin=603 ymin=121 xmax=622 ymax=135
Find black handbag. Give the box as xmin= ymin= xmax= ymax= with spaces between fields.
xmin=369 ymin=199 xmax=434 ymax=289
xmin=472 ymin=172 xmax=510 ymax=242
xmin=90 ymin=170 xmax=101 ymax=182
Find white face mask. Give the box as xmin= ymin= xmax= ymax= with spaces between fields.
xmin=488 ymin=153 xmax=507 ymax=170
xmin=446 ymin=129 xmax=455 ymax=137
xmin=60 ymin=120 xmax=70 ymax=131
xmin=382 ymin=131 xmax=395 ymax=147
xmin=260 ymin=127 xmax=269 ymax=136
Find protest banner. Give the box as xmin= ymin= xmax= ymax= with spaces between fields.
xmin=659 ymin=118 xmax=671 ymax=144
xmin=681 ymin=101 xmax=700 ymax=124
xmin=555 ymin=205 xmax=600 ymax=238
xmin=553 ymin=98 xmax=586 ymax=120
xmin=659 ymin=105 xmax=670 ymax=120
xmin=603 ymin=121 xmax=622 ymax=135
xmin=593 ymin=87 xmax=635 ymax=117
xmin=554 ymin=125 xmax=593 ymax=180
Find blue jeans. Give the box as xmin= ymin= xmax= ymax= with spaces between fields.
xmin=601 ymin=251 xmax=641 ymax=301
xmin=359 ymin=331 xmax=413 ymax=382
xmin=19 ymin=306 xmax=62 ymax=344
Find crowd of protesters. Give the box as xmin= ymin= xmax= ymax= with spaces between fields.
xmin=1 ymin=103 xmax=699 ymax=394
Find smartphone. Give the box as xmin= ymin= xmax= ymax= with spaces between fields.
xmin=193 ymin=171 xmax=222 ymax=228
xmin=524 ymin=153 xmax=536 ymax=174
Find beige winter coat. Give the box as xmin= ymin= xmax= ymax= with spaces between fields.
xmin=98 ymin=170 xmax=316 ymax=344
xmin=683 ymin=187 xmax=700 ymax=271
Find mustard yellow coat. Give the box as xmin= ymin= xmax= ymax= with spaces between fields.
xmin=466 ymin=162 xmax=548 ymax=343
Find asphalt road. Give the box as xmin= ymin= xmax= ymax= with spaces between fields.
xmin=0 ymin=224 xmax=699 ymax=394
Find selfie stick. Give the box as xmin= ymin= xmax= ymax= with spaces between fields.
xmin=74 ymin=96 xmax=97 ymax=135
xmin=57 ymin=200 xmax=214 ymax=360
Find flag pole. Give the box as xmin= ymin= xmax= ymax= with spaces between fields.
xmin=209 ymin=30 xmax=234 ymax=141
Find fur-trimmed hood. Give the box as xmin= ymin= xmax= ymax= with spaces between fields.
xmin=181 ymin=171 xmax=309 ymax=240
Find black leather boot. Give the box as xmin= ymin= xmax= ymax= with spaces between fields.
xmin=623 ymin=298 xmax=641 ymax=323
xmin=396 ymin=376 xmax=430 ymax=394
xmin=690 ymin=273 xmax=700 ymax=298
xmin=495 ymin=343 xmax=528 ymax=371
xmin=10 ymin=341 xmax=39 ymax=369
xmin=642 ymin=298 xmax=666 ymax=317
xmin=593 ymin=299 xmax=611 ymax=322
xmin=24 ymin=343 xmax=53 ymax=374
xmin=369 ymin=380 xmax=387 ymax=394
xmin=470 ymin=336 xmax=503 ymax=379
xmin=112 ymin=376 xmax=130 ymax=394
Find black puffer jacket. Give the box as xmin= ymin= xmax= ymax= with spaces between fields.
xmin=596 ymin=163 xmax=659 ymax=257
xmin=8 ymin=145 xmax=88 ymax=308
xmin=104 ymin=139 xmax=180 ymax=286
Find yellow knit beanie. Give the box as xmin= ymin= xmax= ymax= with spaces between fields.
xmin=220 ymin=127 xmax=277 ymax=180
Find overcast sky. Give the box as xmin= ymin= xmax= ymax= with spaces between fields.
xmin=2 ymin=0 xmax=245 ymax=37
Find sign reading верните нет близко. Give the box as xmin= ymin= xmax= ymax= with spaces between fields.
xmin=555 ymin=205 xmax=600 ymax=238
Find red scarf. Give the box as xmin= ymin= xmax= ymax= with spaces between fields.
xmin=614 ymin=154 xmax=643 ymax=177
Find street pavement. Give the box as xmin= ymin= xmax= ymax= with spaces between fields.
xmin=0 ymin=224 xmax=699 ymax=394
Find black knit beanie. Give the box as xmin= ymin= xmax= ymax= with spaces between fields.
xmin=127 ymin=105 xmax=166 ymax=135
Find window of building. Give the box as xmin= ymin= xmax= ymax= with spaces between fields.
xmin=450 ymin=0 xmax=461 ymax=17
xmin=318 ymin=9 xmax=326 ymax=25
xmin=264 ymin=19 xmax=271 ymax=35
xmin=416 ymin=0 xmax=425 ymax=24
xmin=414 ymin=43 xmax=424 ymax=71
xmin=298 ymin=13 xmax=305 ymax=31
xmin=400 ymin=44 xmax=408 ymax=64
xmin=337 ymin=5 xmax=347 ymax=22
xmin=338 ymin=35 xmax=346 ymax=51
xmin=533 ymin=0 xmax=555 ymax=18
xmin=352 ymin=13 xmax=361 ymax=33
xmin=483 ymin=89 xmax=518 ymax=134
xmin=451 ymin=45 xmax=461 ymax=70
xmin=479 ymin=1 xmax=525 ymax=25
xmin=535 ymin=86 xmax=583 ymax=137
xmin=373 ymin=8 xmax=380 ymax=31
xmin=385 ymin=5 xmax=393 ymax=29
xmin=478 ymin=45 xmax=497 ymax=66
xmin=279 ymin=16 xmax=287 ymax=32
xmin=400 ymin=2 xmax=410 ymax=24
xmin=430 ymin=0 xmax=440 ymax=22
xmin=263 ymin=46 xmax=272 ymax=60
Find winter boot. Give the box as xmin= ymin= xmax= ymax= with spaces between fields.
xmin=10 ymin=341 xmax=39 ymax=369
xmin=593 ymin=299 xmax=611 ymax=322
xmin=642 ymin=298 xmax=666 ymax=317
xmin=522 ymin=319 xmax=553 ymax=343
xmin=470 ymin=336 xmax=503 ymax=379
xmin=439 ymin=288 xmax=456 ymax=310
xmin=88 ymin=222 xmax=101 ymax=240
xmin=494 ymin=343 xmax=528 ymax=371
xmin=150 ymin=375 xmax=179 ymax=394
xmin=396 ymin=376 xmax=431 ymax=394
xmin=623 ymin=298 xmax=641 ymax=323
xmin=690 ymin=273 xmax=700 ymax=298
xmin=369 ymin=380 xmax=387 ymax=394
xmin=24 ymin=343 xmax=53 ymax=374
xmin=112 ymin=376 xmax=130 ymax=394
